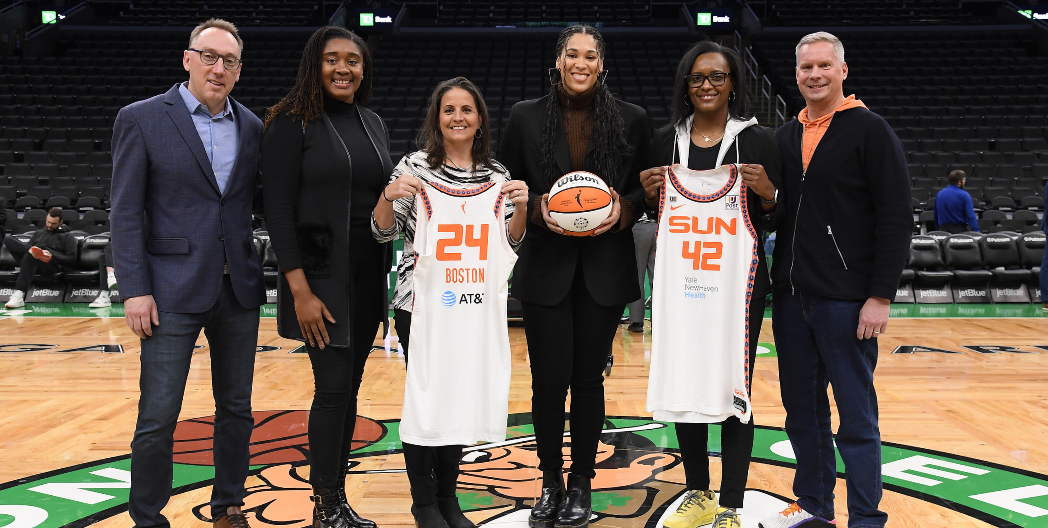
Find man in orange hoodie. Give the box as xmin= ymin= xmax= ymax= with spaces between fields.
xmin=760 ymin=33 xmax=912 ymax=528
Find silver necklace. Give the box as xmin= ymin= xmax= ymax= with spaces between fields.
xmin=445 ymin=155 xmax=473 ymax=170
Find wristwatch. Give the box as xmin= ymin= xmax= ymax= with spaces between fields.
xmin=760 ymin=189 xmax=778 ymax=205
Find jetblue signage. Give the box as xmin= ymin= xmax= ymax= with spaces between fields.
xmin=693 ymin=8 xmax=733 ymax=29
xmin=352 ymin=8 xmax=396 ymax=30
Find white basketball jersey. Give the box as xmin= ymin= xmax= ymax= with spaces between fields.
xmin=646 ymin=164 xmax=757 ymax=424
xmin=400 ymin=180 xmax=518 ymax=446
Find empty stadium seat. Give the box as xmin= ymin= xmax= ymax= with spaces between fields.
xmin=65 ymin=234 xmax=109 ymax=285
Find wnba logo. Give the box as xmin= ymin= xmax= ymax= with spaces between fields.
xmin=441 ymin=291 xmax=457 ymax=307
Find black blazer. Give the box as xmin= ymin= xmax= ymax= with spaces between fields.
xmin=650 ymin=122 xmax=783 ymax=299
xmin=261 ymin=107 xmax=395 ymax=346
xmin=499 ymin=93 xmax=650 ymax=307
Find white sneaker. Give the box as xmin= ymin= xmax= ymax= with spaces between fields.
xmin=89 ymin=292 xmax=111 ymax=308
xmin=758 ymin=503 xmax=816 ymax=528
xmin=5 ymin=290 xmax=25 ymax=309
xmin=107 ymin=271 xmax=117 ymax=290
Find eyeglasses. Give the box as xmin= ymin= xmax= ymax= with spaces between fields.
xmin=187 ymin=48 xmax=242 ymax=71
xmin=687 ymin=72 xmax=730 ymax=88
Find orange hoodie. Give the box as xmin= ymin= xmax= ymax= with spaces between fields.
xmin=798 ymin=95 xmax=867 ymax=171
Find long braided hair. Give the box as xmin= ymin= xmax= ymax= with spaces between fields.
xmin=263 ymin=26 xmax=373 ymax=131
xmin=418 ymin=77 xmax=503 ymax=173
xmin=539 ymin=25 xmax=633 ymax=189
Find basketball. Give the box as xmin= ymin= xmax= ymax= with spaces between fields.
xmin=548 ymin=171 xmax=613 ymax=236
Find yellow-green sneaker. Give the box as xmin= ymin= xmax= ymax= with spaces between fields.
xmin=663 ymin=490 xmax=723 ymax=528
xmin=712 ymin=510 xmax=741 ymax=528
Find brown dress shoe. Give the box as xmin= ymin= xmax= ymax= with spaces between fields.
xmin=214 ymin=513 xmax=251 ymax=528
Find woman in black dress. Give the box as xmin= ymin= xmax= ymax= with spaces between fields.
xmin=498 ymin=24 xmax=650 ymax=528
xmin=640 ymin=40 xmax=782 ymax=528
xmin=260 ymin=26 xmax=393 ymax=528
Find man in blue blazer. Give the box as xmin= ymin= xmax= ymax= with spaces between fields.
xmin=110 ymin=19 xmax=265 ymax=528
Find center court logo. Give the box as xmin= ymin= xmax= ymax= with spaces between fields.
xmin=2 ymin=412 xmax=1046 ymax=528
xmin=441 ymin=291 xmax=457 ymax=307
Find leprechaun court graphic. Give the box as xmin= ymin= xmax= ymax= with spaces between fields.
xmin=1 ymin=412 xmax=1047 ymax=528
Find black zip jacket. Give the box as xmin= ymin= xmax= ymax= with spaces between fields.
xmin=28 ymin=225 xmax=78 ymax=268
xmin=770 ymin=106 xmax=911 ymax=301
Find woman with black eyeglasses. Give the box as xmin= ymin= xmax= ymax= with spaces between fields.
xmin=498 ymin=24 xmax=649 ymax=528
xmin=640 ymin=41 xmax=782 ymax=528
xmin=261 ymin=26 xmax=393 ymax=528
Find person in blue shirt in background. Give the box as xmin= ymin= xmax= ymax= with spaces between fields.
xmin=934 ymin=170 xmax=979 ymax=233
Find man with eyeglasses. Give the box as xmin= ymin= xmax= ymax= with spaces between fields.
xmin=110 ymin=18 xmax=265 ymax=528
xmin=760 ymin=32 xmax=910 ymax=528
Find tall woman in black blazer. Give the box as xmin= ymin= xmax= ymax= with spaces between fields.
xmin=498 ymin=25 xmax=649 ymax=528
xmin=260 ymin=26 xmax=392 ymax=528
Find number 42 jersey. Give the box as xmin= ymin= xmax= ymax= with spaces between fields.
xmin=400 ymin=180 xmax=518 ymax=446
xmin=646 ymin=164 xmax=757 ymax=424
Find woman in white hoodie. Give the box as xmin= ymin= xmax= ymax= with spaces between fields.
xmin=639 ymin=41 xmax=782 ymax=528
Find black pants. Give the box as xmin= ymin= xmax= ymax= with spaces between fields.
xmin=98 ymin=242 xmax=114 ymax=291
xmin=4 ymin=236 xmax=60 ymax=293
xmin=305 ymin=259 xmax=385 ymax=488
xmin=521 ymin=265 xmax=625 ymax=479
xmin=674 ymin=295 xmax=764 ymax=508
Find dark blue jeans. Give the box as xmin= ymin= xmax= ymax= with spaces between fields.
xmin=129 ymin=276 xmax=260 ymax=528
xmin=771 ymin=290 xmax=887 ymax=528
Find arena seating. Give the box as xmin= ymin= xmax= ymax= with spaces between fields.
xmin=761 ymin=0 xmax=986 ymax=27
xmin=901 ymin=229 xmax=1044 ymax=303
xmin=87 ymin=0 xmax=325 ymax=27
xmin=429 ymin=1 xmax=653 ymax=27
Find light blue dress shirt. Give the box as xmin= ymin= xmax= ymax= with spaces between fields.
xmin=178 ymin=82 xmax=240 ymax=194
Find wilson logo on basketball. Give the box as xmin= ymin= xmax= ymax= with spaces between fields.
xmin=548 ymin=171 xmax=613 ymax=236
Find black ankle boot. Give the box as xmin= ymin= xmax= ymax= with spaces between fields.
xmin=554 ymin=474 xmax=591 ymax=528
xmin=411 ymin=503 xmax=451 ymax=528
xmin=528 ymin=470 xmax=565 ymax=528
xmin=339 ymin=467 xmax=378 ymax=528
xmin=437 ymin=497 xmax=476 ymax=528
xmin=311 ymin=487 xmax=352 ymax=528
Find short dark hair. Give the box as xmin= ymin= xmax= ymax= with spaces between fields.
xmin=47 ymin=207 xmax=62 ymax=218
xmin=418 ymin=77 xmax=501 ymax=174
xmin=948 ymin=170 xmax=966 ymax=185
xmin=666 ymin=40 xmax=752 ymax=131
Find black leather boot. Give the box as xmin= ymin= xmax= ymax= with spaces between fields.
xmin=554 ymin=474 xmax=591 ymax=528
xmin=411 ymin=503 xmax=451 ymax=528
xmin=528 ymin=470 xmax=565 ymax=528
xmin=338 ymin=467 xmax=378 ymax=528
xmin=437 ymin=497 xmax=476 ymax=528
xmin=311 ymin=487 xmax=353 ymax=528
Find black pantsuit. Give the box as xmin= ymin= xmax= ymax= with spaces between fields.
xmin=499 ymin=93 xmax=651 ymax=478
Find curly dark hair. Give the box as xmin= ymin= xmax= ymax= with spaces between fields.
xmin=263 ymin=26 xmax=372 ymax=131
xmin=540 ymin=24 xmax=633 ymax=188
xmin=665 ymin=40 xmax=751 ymax=131
xmin=418 ymin=77 xmax=503 ymax=174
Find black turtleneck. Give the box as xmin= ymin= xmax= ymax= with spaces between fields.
xmin=325 ymin=96 xmax=384 ymax=255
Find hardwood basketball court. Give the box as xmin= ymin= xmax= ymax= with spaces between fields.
xmin=1 ymin=306 xmax=1046 ymax=528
